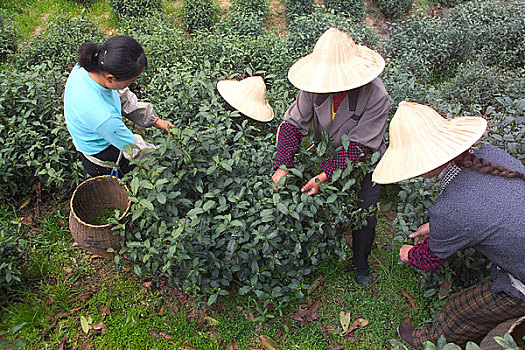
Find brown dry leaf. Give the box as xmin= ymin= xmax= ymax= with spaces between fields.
xmin=91 ymin=322 xmax=107 ymax=332
xmin=157 ymin=304 xmax=165 ymax=316
xmin=342 ymin=318 xmax=369 ymax=336
xmin=33 ymin=182 xmax=42 ymax=196
xmin=142 ymin=281 xmax=152 ymax=289
xmin=339 ymin=311 xmax=352 ymax=334
xmin=308 ymin=277 xmax=325 ymax=296
xmin=358 ymin=318 xmax=369 ymax=327
xmin=259 ymin=335 xmax=283 ymax=350
xmin=56 ymin=306 xmax=84 ymax=318
xmin=243 ymin=309 xmax=254 ymax=321
xmin=438 ymin=280 xmax=451 ymax=299
xmin=20 ymin=216 xmax=32 ymax=226
xmin=400 ymin=289 xmax=418 ymax=311
xmin=57 ymin=335 xmax=67 ymax=350
xmin=78 ymin=288 xmax=97 ymax=301
xmin=290 ymin=299 xmax=320 ymax=324
xmin=229 ymin=342 xmax=238 ymax=350
xmin=99 ymin=305 xmax=111 ymax=319
xmin=89 ymin=254 xmax=102 ymax=259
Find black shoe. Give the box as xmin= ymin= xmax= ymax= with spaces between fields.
xmin=397 ymin=324 xmax=417 ymax=348
xmin=355 ymin=273 xmax=371 ymax=286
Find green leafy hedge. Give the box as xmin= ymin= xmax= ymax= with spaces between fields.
xmin=324 ymin=0 xmax=365 ymax=20
xmin=181 ymin=0 xmax=221 ymax=33
xmin=0 ymin=10 xmax=17 ymax=62
xmin=373 ymin=0 xmax=413 ymax=20
xmin=286 ymin=10 xmax=380 ymax=59
xmin=0 ymin=207 xmax=26 ymax=289
xmin=108 ymin=0 xmax=163 ymax=18
xmin=231 ymin=0 xmax=271 ymax=18
xmin=14 ymin=17 xmax=106 ymax=74
xmin=214 ymin=10 xmax=267 ymax=38
xmin=117 ymin=108 xmax=375 ymax=302
xmin=0 ymin=64 xmax=83 ymax=202
xmin=285 ymin=0 xmax=314 ymax=21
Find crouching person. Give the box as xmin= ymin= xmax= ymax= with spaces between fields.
xmin=372 ymin=102 xmax=525 ymax=348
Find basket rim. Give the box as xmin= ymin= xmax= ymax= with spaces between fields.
xmin=70 ymin=175 xmax=131 ymax=228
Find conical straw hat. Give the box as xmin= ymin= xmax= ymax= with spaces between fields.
xmin=217 ymin=76 xmax=274 ymax=122
xmin=372 ymin=102 xmax=487 ymax=184
xmin=288 ymin=28 xmax=385 ymax=93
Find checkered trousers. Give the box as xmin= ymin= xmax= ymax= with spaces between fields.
xmin=413 ymin=277 xmax=525 ymax=348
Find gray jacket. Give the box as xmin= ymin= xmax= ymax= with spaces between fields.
xmin=118 ymin=87 xmax=159 ymax=127
xmin=283 ymin=78 xmax=390 ymax=155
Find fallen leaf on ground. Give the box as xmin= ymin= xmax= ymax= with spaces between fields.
xmin=57 ymin=335 xmax=66 ymax=350
xmin=205 ymin=316 xmax=219 ymax=326
xmin=308 ymin=277 xmax=325 ymax=296
xmin=259 ymin=335 xmax=283 ymax=350
xmin=400 ymin=289 xmax=418 ymax=311
xmin=290 ymin=299 xmax=320 ymax=325
xmin=339 ymin=311 xmax=352 ymax=334
xmin=157 ymin=304 xmax=165 ymax=316
xmin=78 ymin=288 xmax=97 ymax=301
xmin=99 ymin=305 xmax=111 ymax=319
xmin=342 ymin=318 xmax=369 ymax=336
xmin=326 ymin=344 xmax=344 ymax=350
xmin=142 ymin=281 xmax=152 ymax=289
xmin=438 ymin=280 xmax=451 ymax=299
xmin=19 ymin=216 xmax=32 ymax=226
xmin=89 ymin=254 xmax=102 ymax=259
xmin=229 ymin=342 xmax=238 ymax=350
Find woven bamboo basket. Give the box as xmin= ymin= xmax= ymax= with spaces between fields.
xmin=69 ymin=175 xmax=130 ymax=259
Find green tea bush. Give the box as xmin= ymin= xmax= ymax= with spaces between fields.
xmin=0 ymin=10 xmax=17 ymax=62
xmin=118 ymin=117 xmax=375 ymax=302
xmin=0 ymin=207 xmax=26 ymax=289
xmin=214 ymin=10 xmax=267 ymax=37
xmin=285 ymin=0 xmax=314 ymax=22
xmin=13 ymin=17 xmax=106 ymax=74
xmin=108 ymin=0 xmax=163 ymax=18
xmin=486 ymin=97 xmax=525 ymax=162
xmin=386 ymin=0 xmax=525 ymax=83
xmin=182 ymin=0 xmax=221 ymax=33
xmin=115 ymin=64 xmax=376 ymax=302
xmin=231 ymin=0 xmax=271 ymax=18
xmin=436 ymin=63 xmax=525 ymax=115
xmin=438 ymin=0 xmax=471 ymax=7
xmin=374 ymin=0 xmax=414 ymax=20
xmin=0 ymin=63 xmax=83 ymax=202
xmin=324 ymin=0 xmax=365 ymax=20
xmin=286 ymin=11 xmax=380 ymax=59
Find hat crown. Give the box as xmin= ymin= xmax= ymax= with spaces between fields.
xmin=217 ymin=76 xmax=274 ymax=122
xmin=312 ymin=28 xmax=358 ymax=63
xmin=390 ymin=102 xmax=447 ymax=149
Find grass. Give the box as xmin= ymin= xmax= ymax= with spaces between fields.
xmin=0 ymin=204 xmax=436 ymax=349
xmin=2 ymin=0 xmax=116 ymax=38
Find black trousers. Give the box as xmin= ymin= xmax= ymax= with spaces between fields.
xmin=79 ymin=145 xmax=135 ymax=178
xmin=352 ymin=172 xmax=381 ymax=275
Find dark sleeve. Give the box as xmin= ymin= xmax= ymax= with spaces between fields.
xmin=320 ymin=141 xmax=371 ymax=180
xmin=408 ymin=238 xmax=448 ymax=271
xmin=273 ymin=122 xmax=302 ymax=170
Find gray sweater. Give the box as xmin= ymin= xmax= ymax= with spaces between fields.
xmin=429 ymin=144 xmax=525 ymax=300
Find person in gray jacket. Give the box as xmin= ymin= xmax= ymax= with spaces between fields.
xmin=373 ymin=102 xmax=525 ymax=348
xmin=272 ymin=28 xmax=390 ymax=286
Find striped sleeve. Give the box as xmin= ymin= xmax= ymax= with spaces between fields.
xmin=408 ymin=238 xmax=448 ymax=271
xmin=273 ymin=122 xmax=302 ymax=170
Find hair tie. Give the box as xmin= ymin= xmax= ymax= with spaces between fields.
xmin=100 ymin=50 xmax=107 ymax=65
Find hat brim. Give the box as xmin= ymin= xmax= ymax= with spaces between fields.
xmin=288 ymin=45 xmax=386 ymax=93
xmin=217 ymin=80 xmax=274 ymax=122
xmin=372 ymin=117 xmax=487 ymax=184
